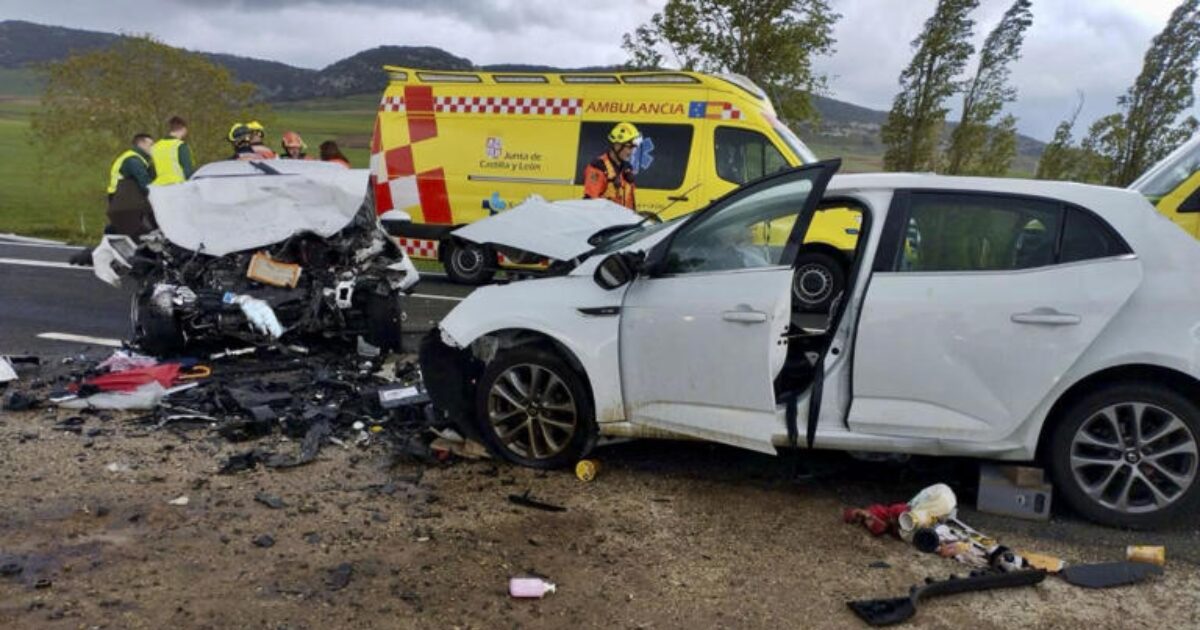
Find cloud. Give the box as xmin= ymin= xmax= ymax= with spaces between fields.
xmin=2 ymin=0 xmax=1193 ymax=140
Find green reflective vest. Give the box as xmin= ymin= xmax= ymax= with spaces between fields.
xmin=107 ymin=149 xmax=148 ymax=195
xmin=151 ymin=138 xmax=186 ymax=185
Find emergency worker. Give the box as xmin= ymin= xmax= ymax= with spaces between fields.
xmin=228 ymin=123 xmax=255 ymax=159
xmin=280 ymin=131 xmax=309 ymax=159
xmin=582 ymin=122 xmax=640 ymax=209
xmin=150 ymin=116 xmax=194 ymax=184
xmin=246 ymin=121 xmax=277 ymax=159
xmin=106 ymin=133 xmax=156 ymax=236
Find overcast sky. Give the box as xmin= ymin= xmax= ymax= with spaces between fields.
xmin=2 ymin=0 xmax=1188 ymax=140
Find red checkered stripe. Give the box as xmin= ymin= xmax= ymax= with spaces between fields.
xmin=379 ymin=95 xmax=406 ymax=112
xmin=397 ymin=237 xmax=439 ymax=259
xmin=378 ymin=95 xmax=581 ymax=116
xmin=719 ymin=102 xmax=742 ymax=120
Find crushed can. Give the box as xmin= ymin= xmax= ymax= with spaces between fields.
xmin=575 ymin=459 xmax=600 ymax=482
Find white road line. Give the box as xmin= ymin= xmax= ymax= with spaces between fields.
xmin=0 ymin=257 xmax=88 ymax=270
xmin=1 ymin=258 xmax=465 ymax=301
xmin=0 ymin=233 xmax=68 ymax=245
xmin=37 ymin=332 xmax=124 ymax=348
xmin=0 ymin=241 xmax=83 ymax=251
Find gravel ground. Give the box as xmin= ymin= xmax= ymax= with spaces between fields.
xmin=1 ymin=407 xmax=1198 ymax=629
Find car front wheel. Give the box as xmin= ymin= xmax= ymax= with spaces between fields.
xmin=1049 ymin=382 xmax=1200 ymax=528
xmin=792 ymin=251 xmax=845 ymax=313
xmin=474 ymin=347 xmax=595 ymax=469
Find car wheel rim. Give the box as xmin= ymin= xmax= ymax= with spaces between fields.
xmin=793 ymin=264 xmax=833 ymax=306
xmin=452 ymin=246 xmax=483 ymax=276
xmin=1069 ymin=402 xmax=1199 ymax=514
xmin=487 ymin=363 xmax=578 ymax=460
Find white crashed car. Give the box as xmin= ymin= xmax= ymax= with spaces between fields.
xmin=421 ymin=159 xmax=1200 ymax=528
xmin=93 ymin=160 xmax=419 ymax=354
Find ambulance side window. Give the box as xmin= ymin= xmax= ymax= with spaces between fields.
xmin=574 ymin=122 xmax=693 ymax=190
xmin=714 ymin=127 xmax=789 ymax=185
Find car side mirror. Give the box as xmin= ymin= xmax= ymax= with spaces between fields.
xmin=593 ymin=252 xmax=644 ymax=290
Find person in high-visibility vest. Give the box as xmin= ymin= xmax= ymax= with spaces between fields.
xmin=150 ymin=116 xmax=194 ymax=185
xmin=582 ymin=122 xmax=640 ymax=210
xmin=106 ymin=133 xmax=156 ymax=236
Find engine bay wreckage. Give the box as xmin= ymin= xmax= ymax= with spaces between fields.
xmin=92 ymin=160 xmax=420 ymax=354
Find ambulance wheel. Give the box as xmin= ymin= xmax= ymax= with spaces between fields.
xmin=443 ymin=240 xmax=495 ymax=285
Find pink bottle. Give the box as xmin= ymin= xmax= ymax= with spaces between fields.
xmin=509 ymin=577 xmax=556 ymax=598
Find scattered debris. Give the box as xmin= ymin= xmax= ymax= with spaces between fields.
xmin=1022 ymin=552 xmax=1065 ymax=573
xmin=508 ymin=490 xmax=566 ymax=513
xmin=847 ymin=570 xmax=1046 ymax=626
xmin=843 ymin=503 xmax=907 ymax=536
xmin=167 ymin=496 xmax=189 ymax=506
xmin=1127 ymin=545 xmax=1166 ymax=566
xmin=0 ymin=562 xmax=22 ymax=577
xmin=1059 ymin=562 xmax=1163 ymax=589
xmin=252 ymin=534 xmax=276 ymax=548
xmin=868 ymin=561 xmax=891 ymax=569
xmin=509 ymin=576 xmax=556 ymax=599
xmin=0 ymin=356 xmax=17 ymax=383
xmin=325 ymin=563 xmax=354 ymax=591
xmin=254 ymin=492 xmax=287 ymax=510
xmin=575 ymin=459 xmax=600 ymax=482
xmin=977 ymin=464 xmax=1052 ymax=521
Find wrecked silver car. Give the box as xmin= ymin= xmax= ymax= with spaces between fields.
xmin=93 ymin=160 xmax=419 ymax=354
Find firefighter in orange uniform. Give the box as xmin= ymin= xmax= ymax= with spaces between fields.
xmin=582 ymin=122 xmax=640 ymax=209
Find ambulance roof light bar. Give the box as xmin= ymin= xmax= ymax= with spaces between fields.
xmin=620 ymin=73 xmax=701 ymax=84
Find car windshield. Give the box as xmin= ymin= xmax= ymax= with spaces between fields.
xmin=590 ymin=217 xmax=682 ymax=256
xmin=769 ymin=117 xmax=818 ymax=164
xmin=1130 ymin=134 xmax=1200 ymax=199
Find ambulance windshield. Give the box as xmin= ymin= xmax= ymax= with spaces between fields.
xmin=769 ymin=118 xmax=818 ymax=164
xmin=1131 ymin=134 xmax=1200 ymax=200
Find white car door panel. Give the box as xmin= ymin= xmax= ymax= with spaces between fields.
xmin=850 ymin=258 xmax=1142 ymax=441
xmin=620 ymin=267 xmax=792 ymax=453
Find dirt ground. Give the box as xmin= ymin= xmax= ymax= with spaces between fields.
xmin=1 ymin=407 xmax=1199 ymax=629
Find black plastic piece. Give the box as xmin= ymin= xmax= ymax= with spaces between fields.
xmin=848 ymin=570 xmax=1046 ymax=626
xmin=1060 ymin=562 xmax=1163 ymax=589
xmin=508 ymin=490 xmax=567 ymax=513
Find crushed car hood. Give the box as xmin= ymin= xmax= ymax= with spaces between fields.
xmin=451 ymin=195 xmax=642 ymax=261
xmin=148 ymin=162 xmax=368 ymax=256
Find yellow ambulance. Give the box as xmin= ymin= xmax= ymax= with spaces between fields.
xmin=369 ymin=66 xmax=859 ymax=308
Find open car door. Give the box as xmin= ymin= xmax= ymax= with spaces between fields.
xmin=617 ymin=160 xmax=840 ymax=453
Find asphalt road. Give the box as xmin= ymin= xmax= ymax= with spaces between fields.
xmin=0 ymin=236 xmax=473 ymax=356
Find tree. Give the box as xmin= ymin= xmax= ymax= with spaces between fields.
xmin=31 ymin=35 xmax=269 ymax=218
xmin=1035 ymin=95 xmax=1084 ymax=181
xmin=944 ymin=0 xmax=1033 ymax=175
xmin=622 ymin=0 xmax=839 ymax=122
xmin=1082 ymin=0 xmax=1200 ymax=185
xmin=881 ymin=0 xmax=979 ymax=171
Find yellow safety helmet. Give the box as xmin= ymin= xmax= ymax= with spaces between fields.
xmin=227 ymin=122 xmax=250 ymax=143
xmin=608 ymin=122 xmax=642 ymax=146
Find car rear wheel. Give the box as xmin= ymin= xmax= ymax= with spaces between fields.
xmin=474 ymin=347 xmax=595 ymax=469
xmin=1048 ymin=382 xmax=1200 ymax=528
xmin=792 ymin=251 xmax=845 ymax=313
xmin=443 ymin=239 xmax=496 ymax=285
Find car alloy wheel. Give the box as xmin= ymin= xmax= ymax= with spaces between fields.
xmin=1068 ymin=402 xmax=1198 ymax=514
xmin=486 ymin=363 xmax=579 ymax=461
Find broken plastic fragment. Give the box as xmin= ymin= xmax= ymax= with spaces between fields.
xmin=224 ymin=293 xmax=284 ymax=338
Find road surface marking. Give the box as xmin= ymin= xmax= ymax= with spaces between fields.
xmin=0 ymin=257 xmax=88 ymax=270
xmin=0 ymin=234 xmax=69 ymax=245
xmin=0 ymin=241 xmax=83 ymax=251
xmin=38 ymin=332 xmax=124 ymax=348
xmin=1 ymin=258 xmax=464 ymax=302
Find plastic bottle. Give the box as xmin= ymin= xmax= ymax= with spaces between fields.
xmin=509 ymin=577 xmax=556 ymax=598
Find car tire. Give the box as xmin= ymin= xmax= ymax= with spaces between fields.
xmin=443 ymin=239 xmax=496 ymax=285
xmin=130 ymin=293 xmax=184 ymax=357
xmin=1048 ymin=382 xmax=1200 ymax=528
xmin=792 ymin=251 xmax=845 ymax=312
xmin=474 ymin=346 xmax=596 ymax=469
xmin=363 ymin=288 xmax=404 ymax=353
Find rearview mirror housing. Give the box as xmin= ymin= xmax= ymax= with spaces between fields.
xmin=593 ymin=251 xmax=644 ymax=291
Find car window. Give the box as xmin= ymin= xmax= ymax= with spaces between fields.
xmin=1060 ymin=207 xmax=1130 ymax=263
xmin=714 ymin=127 xmax=790 ymax=185
xmin=896 ymin=193 xmax=1061 ymax=272
xmin=664 ymin=173 xmax=818 ymax=274
xmin=573 ymin=122 xmax=693 ymax=190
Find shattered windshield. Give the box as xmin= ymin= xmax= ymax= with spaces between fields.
xmin=590 ymin=217 xmax=681 ymax=256
xmin=1131 ymin=134 xmax=1200 ymax=199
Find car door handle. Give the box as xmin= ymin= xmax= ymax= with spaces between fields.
xmin=722 ymin=309 xmax=768 ymax=323
xmin=1011 ymin=308 xmax=1081 ymax=326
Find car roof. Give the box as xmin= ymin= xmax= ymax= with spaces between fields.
xmin=192 ymin=159 xmax=355 ymax=179
xmin=826 ymin=172 xmax=1152 ymax=227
